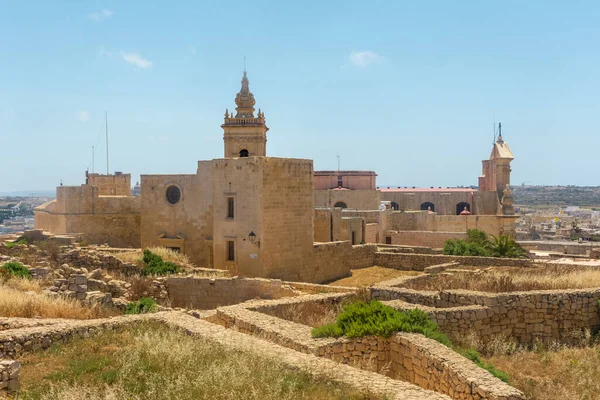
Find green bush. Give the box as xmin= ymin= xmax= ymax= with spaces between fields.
xmin=312 ymin=300 xmax=509 ymax=383
xmin=141 ymin=249 xmax=181 ymax=276
xmin=312 ymin=300 xmax=452 ymax=346
xmin=125 ymin=297 xmax=158 ymax=315
xmin=443 ymin=229 xmax=526 ymax=259
xmin=5 ymin=239 xmax=27 ymax=249
xmin=1 ymin=261 xmax=31 ymax=278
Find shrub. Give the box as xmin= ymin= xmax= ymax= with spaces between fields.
xmin=141 ymin=249 xmax=182 ymax=276
xmin=312 ymin=300 xmax=509 ymax=383
xmin=312 ymin=300 xmax=452 ymax=346
xmin=443 ymin=229 xmax=526 ymax=259
xmin=1 ymin=262 xmax=31 ymax=278
xmin=125 ymin=297 xmax=158 ymax=315
xmin=460 ymin=348 xmax=510 ymax=383
xmin=5 ymin=239 xmax=27 ymax=249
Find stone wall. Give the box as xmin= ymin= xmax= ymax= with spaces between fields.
xmin=387 ymin=231 xmax=467 ymax=248
xmin=217 ymin=294 xmax=524 ymax=400
xmin=0 ymin=359 xmax=19 ymax=392
xmin=349 ymin=244 xmax=377 ymax=269
xmin=166 ymin=276 xmax=300 ymax=309
xmin=314 ymin=189 xmax=380 ymax=210
xmin=374 ymin=252 xmax=531 ymax=271
xmin=372 ymin=286 xmax=600 ymax=345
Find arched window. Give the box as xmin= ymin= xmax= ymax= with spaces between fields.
xmin=334 ymin=201 xmax=347 ymax=209
xmin=420 ymin=202 xmax=434 ymax=212
xmin=456 ymin=202 xmax=470 ymax=215
xmin=390 ymin=201 xmax=399 ymax=210
xmin=239 ymin=149 xmax=249 ymax=157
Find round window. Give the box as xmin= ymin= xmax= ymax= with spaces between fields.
xmin=165 ymin=185 xmax=181 ymax=205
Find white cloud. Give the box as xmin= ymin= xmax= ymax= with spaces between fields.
xmin=78 ymin=111 xmax=90 ymax=122
xmin=121 ymin=51 xmax=153 ymax=69
xmin=89 ymin=9 xmax=114 ymax=22
xmin=96 ymin=46 xmax=112 ymax=57
xmin=350 ymin=50 xmax=383 ymax=68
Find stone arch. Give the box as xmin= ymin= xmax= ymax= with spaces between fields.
xmin=420 ymin=202 xmax=435 ymax=212
xmin=390 ymin=201 xmax=399 ymax=210
xmin=239 ymin=149 xmax=249 ymax=157
xmin=334 ymin=201 xmax=347 ymax=209
xmin=456 ymin=202 xmax=470 ymax=215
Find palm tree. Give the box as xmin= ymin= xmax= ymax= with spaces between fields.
xmin=488 ymin=234 xmax=528 ymax=258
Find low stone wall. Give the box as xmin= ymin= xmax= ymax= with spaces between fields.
xmin=0 ymin=314 xmax=152 ymax=359
xmin=375 ymin=252 xmax=531 ymax=271
xmin=0 ymin=359 xmax=19 ymax=392
xmin=166 ymin=276 xmax=300 ymax=309
xmin=216 ymin=295 xmax=524 ymax=400
xmin=373 ymin=286 xmax=600 ymax=345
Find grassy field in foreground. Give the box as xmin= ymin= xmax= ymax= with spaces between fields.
xmin=13 ymin=322 xmax=383 ymax=400
xmin=400 ymin=265 xmax=600 ymax=292
xmin=329 ymin=266 xmax=422 ymax=287
xmin=486 ymin=344 xmax=600 ymax=400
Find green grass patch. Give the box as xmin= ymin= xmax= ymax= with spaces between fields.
xmin=125 ymin=297 xmax=158 ymax=315
xmin=141 ymin=249 xmax=182 ymax=276
xmin=1 ymin=261 xmax=31 ymax=278
xmin=5 ymin=238 xmax=27 ymax=249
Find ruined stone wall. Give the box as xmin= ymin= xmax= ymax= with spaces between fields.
xmin=0 ymin=359 xmax=19 ymax=392
xmin=306 ymin=241 xmax=353 ymax=283
xmin=349 ymin=244 xmax=377 ymax=269
xmin=166 ymin=276 xmax=299 ymax=309
xmin=374 ymin=252 xmax=530 ymax=270
xmin=373 ymin=286 xmax=600 ymax=345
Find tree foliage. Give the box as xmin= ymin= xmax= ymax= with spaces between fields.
xmin=443 ymin=229 xmax=527 ymax=259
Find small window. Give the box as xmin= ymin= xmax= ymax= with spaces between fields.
xmin=337 ymin=175 xmax=343 ymax=187
xmin=227 ymin=240 xmax=235 ymax=261
xmin=239 ymin=149 xmax=249 ymax=157
xmin=227 ymin=197 xmax=234 ymax=218
xmin=351 ymin=231 xmax=356 ymax=245
xmin=165 ymin=185 xmax=181 ymax=205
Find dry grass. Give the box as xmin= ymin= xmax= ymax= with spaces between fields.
xmin=15 ymin=321 xmax=384 ymax=400
xmin=329 ymin=266 xmax=422 ymax=287
xmin=401 ymin=265 xmax=600 ymax=292
xmin=486 ymin=343 xmax=600 ymax=400
xmin=115 ymin=246 xmax=193 ymax=269
xmin=0 ymin=279 xmax=118 ymax=319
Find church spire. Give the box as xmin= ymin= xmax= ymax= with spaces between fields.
xmin=496 ymin=122 xmax=504 ymax=144
xmin=235 ymin=71 xmax=256 ymax=117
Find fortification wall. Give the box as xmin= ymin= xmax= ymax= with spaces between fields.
xmin=87 ymin=173 xmax=131 ymax=196
xmin=314 ymin=190 xmax=380 ymax=210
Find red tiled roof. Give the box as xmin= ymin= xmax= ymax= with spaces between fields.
xmin=378 ymin=188 xmax=476 ymax=193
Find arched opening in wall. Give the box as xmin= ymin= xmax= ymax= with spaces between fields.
xmin=334 ymin=201 xmax=347 ymax=209
xmin=239 ymin=149 xmax=249 ymax=157
xmin=456 ymin=202 xmax=470 ymax=215
xmin=420 ymin=202 xmax=435 ymax=212
xmin=390 ymin=201 xmax=399 ymax=210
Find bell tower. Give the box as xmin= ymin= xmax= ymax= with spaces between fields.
xmin=222 ymin=71 xmax=268 ymax=158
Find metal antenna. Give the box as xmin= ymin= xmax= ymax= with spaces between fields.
xmin=336 ymin=154 xmax=340 ymax=171
xmin=244 ymin=56 xmax=246 ymax=72
xmin=105 ymin=111 xmax=109 ymax=175
xmin=92 ymin=145 xmax=95 ymax=174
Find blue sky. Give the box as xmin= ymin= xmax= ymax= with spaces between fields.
xmin=1 ymin=0 xmax=599 ymax=192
